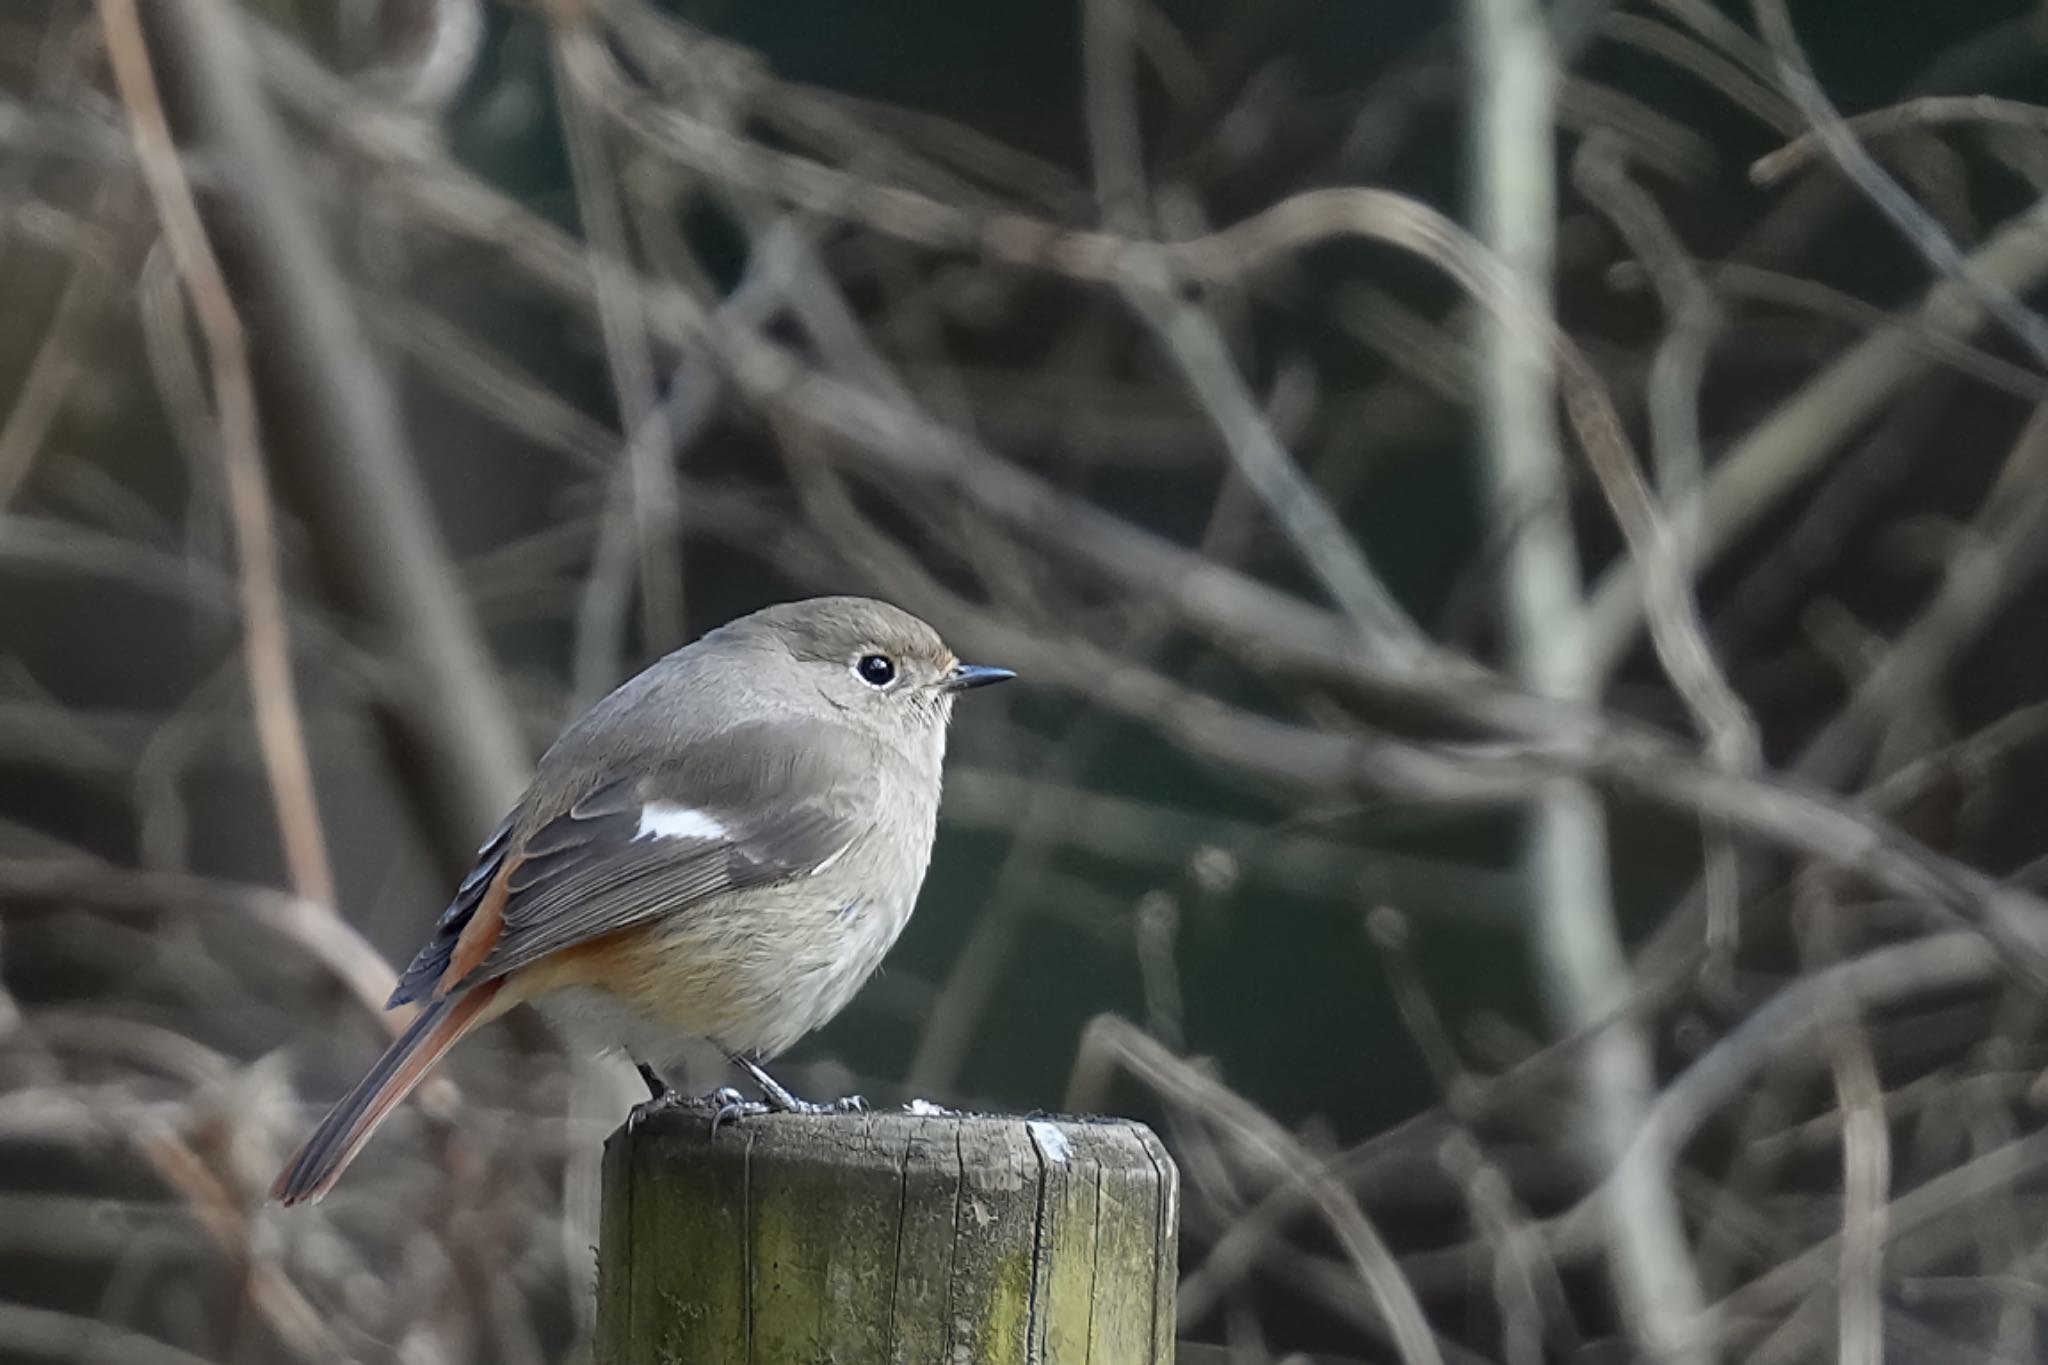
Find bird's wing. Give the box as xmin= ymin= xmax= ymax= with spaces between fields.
xmin=388 ymin=720 xmax=868 ymax=1006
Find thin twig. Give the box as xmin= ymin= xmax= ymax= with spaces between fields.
xmin=1583 ymin=193 xmax=2048 ymax=683
xmin=0 ymin=200 xmax=120 ymax=507
xmin=1083 ymin=0 xmax=1424 ymax=655
xmin=1755 ymin=94 xmax=2048 ymax=184
xmin=1752 ymin=0 xmax=2048 ymax=370
xmin=551 ymin=23 xmax=684 ymax=705
xmin=1801 ymin=887 xmax=1888 ymax=1365
xmin=98 ymin=0 xmax=335 ymax=911
xmin=1797 ymin=400 xmax=2048 ymax=788
xmin=1572 ymin=133 xmax=1748 ymax=955
xmin=143 ymin=0 xmax=529 ymax=867
xmin=1117 ymin=270 xmax=1427 ymax=656
xmin=1071 ymin=1016 xmax=1447 ymax=1365
xmin=0 ymin=1302 xmax=224 ymax=1365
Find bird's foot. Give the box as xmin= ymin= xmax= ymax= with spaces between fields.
xmin=708 ymin=1086 xmax=770 ymax=1135
xmin=749 ymin=1068 xmax=869 ymax=1116
xmin=628 ymin=1065 xmax=769 ymax=1136
xmin=627 ymin=1077 xmax=688 ymax=1135
xmin=769 ymin=1092 xmax=870 ymax=1117
xmin=730 ymin=1053 xmax=866 ymax=1117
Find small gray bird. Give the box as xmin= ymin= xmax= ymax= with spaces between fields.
xmin=272 ymin=597 xmax=1011 ymax=1204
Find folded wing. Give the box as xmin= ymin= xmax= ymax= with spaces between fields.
xmin=393 ymin=719 xmax=867 ymax=1006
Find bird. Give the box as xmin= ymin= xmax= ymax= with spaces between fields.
xmin=270 ymin=596 xmax=1012 ymax=1205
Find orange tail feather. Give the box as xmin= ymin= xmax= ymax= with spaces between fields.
xmin=271 ymin=980 xmax=502 ymax=1206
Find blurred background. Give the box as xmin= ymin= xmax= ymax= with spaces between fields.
xmin=7 ymin=0 xmax=2048 ymax=1360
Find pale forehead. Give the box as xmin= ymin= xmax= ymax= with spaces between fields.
xmin=748 ymin=596 xmax=952 ymax=665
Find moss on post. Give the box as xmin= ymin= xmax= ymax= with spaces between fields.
xmin=596 ymin=1105 xmax=1178 ymax=1364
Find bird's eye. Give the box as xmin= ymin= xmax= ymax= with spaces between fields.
xmin=855 ymin=653 xmax=897 ymax=687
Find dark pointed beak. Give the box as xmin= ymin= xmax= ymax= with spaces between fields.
xmin=943 ymin=662 xmax=1015 ymax=692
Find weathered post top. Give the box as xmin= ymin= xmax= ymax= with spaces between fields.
xmin=596 ymin=1104 xmax=1178 ymax=1364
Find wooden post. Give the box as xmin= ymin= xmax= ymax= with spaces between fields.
xmin=596 ymin=1104 xmax=1178 ymax=1364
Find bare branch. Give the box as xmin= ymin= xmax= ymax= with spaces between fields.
xmin=1466 ymin=3 xmax=1708 ymax=1359
xmin=142 ymin=0 xmax=529 ymax=864
xmin=99 ymin=0 xmax=334 ymax=909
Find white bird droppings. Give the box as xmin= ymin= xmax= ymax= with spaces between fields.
xmin=1029 ymin=1120 xmax=1072 ymax=1164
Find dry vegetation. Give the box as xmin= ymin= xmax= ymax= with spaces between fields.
xmin=6 ymin=0 xmax=2048 ymax=1361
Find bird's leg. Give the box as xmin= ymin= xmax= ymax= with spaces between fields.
xmin=635 ymin=1061 xmax=671 ymax=1101
xmin=730 ymin=1054 xmax=868 ymax=1116
xmin=626 ymin=1061 xmax=682 ymax=1133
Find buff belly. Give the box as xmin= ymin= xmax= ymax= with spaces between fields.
xmin=509 ymin=884 xmax=915 ymax=1065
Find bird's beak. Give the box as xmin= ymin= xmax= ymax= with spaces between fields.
xmin=942 ymin=662 xmax=1016 ymax=692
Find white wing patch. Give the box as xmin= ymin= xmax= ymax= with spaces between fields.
xmin=634 ymin=802 xmax=728 ymax=843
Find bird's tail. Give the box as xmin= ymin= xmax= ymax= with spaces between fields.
xmin=270 ymin=980 xmax=502 ymax=1206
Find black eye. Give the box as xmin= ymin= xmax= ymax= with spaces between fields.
xmin=856 ymin=654 xmax=896 ymax=687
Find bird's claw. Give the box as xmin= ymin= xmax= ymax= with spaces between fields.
xmin=709 ymin=1086 xmax=769 ymax=1135
xmin=626 ymin=1084 xmax=686 ymax=1135
xmin=776 ymin=1091 xmax=868 ymax=1116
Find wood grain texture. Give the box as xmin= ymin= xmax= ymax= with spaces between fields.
xmin=596 ymin=1105 xmax=1177 ymax=1364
